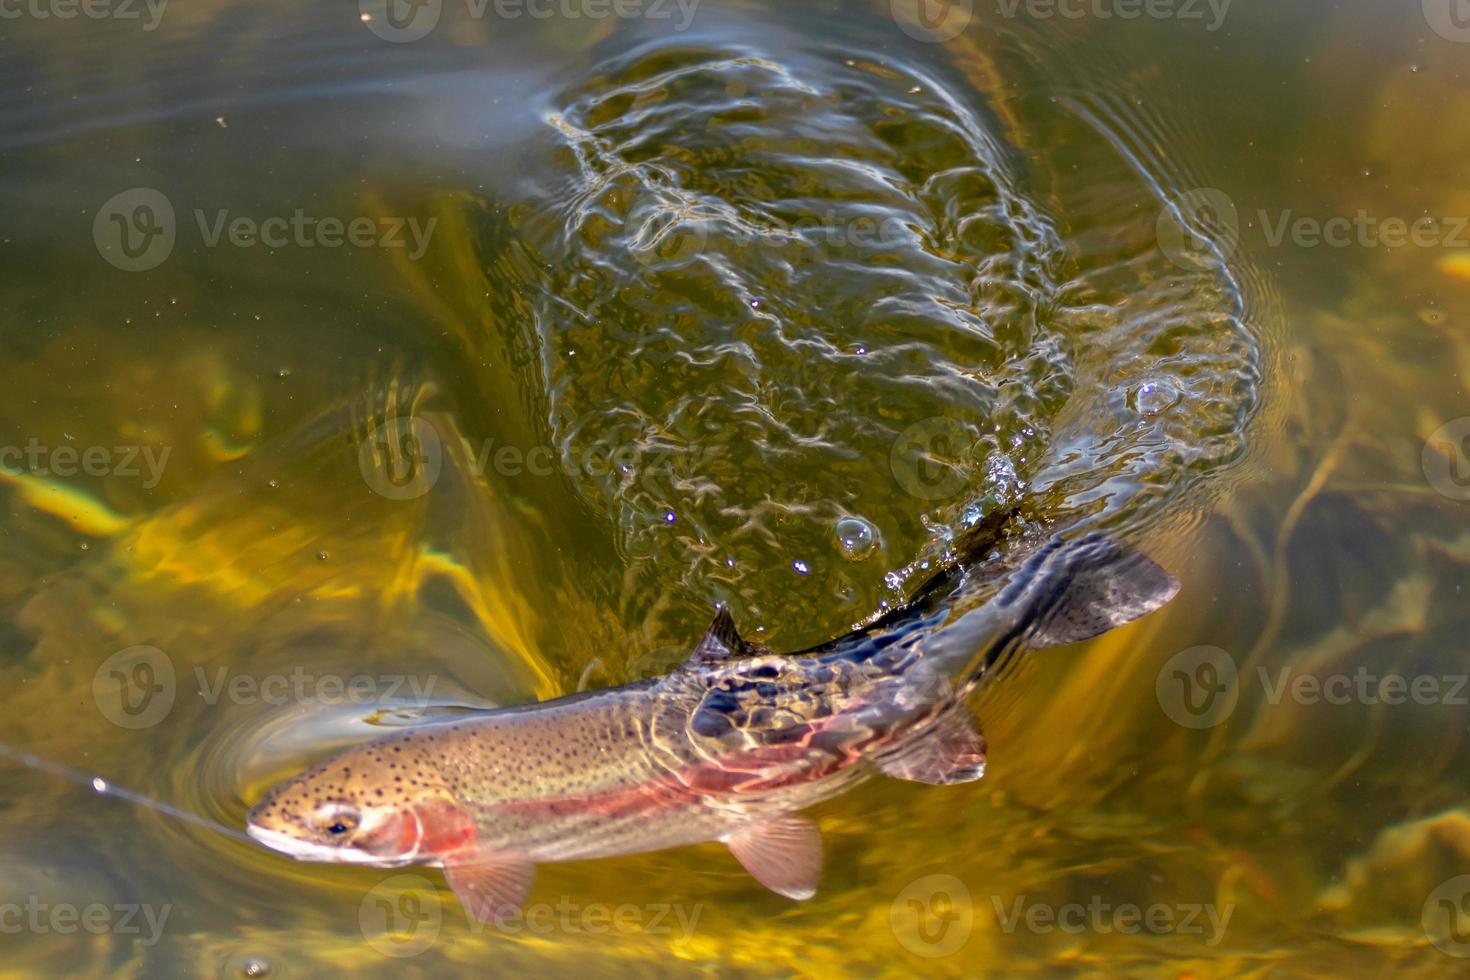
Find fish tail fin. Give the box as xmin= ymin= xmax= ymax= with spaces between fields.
xmin=997 ymin=532 xmax=1180 ymax=650
xmin=932 ymin=532 xmax=1180 ymax=695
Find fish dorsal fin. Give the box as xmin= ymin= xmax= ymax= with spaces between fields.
xmin=689 ymin=605 xmax=752 ymax=664
xmin=443 ymin=852 xmax=536 ymax=924
xmin=876 ymin=706 xmax=987 ymax=785
xmin=725 ymin=817 xmax=822 ymax=900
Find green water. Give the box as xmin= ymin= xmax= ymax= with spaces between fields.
xmin=1 ymin=1 xmax=1468 ymax=976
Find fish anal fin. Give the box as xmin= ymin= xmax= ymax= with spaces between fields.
xmin=443 ymin=852 xmax=536 ymax=924
xmin=725 ymin=816 xmax=822 ymax=900
xmin=878 ymin=708 xmax=987 ymax=785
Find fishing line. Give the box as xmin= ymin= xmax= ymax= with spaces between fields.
xmin=0 ymin=740 xmax=257 ymax=845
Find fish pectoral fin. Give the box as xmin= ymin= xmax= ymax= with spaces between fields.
xmin=725 ymin=816 xmax=822 ymax=900
xmin=876 ymin=707 xmax=987 ymax=785
xmin=443 ymin=853 xmax=536 ymax=924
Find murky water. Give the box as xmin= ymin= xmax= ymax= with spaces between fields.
xmin=1 ymin=1 xmax=1468 ymax=976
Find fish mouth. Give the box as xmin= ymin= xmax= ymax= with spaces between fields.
xmin=245 ymin=823 xmax=415 ymax=867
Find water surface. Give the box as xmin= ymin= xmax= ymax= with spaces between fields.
xmin=0 ymin=1 xmax=1466 ymax=976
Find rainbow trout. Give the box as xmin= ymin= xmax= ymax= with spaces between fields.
xmin=246 ymin=527 xmax=1178 ymax=921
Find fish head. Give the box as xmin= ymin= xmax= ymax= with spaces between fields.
xmin=246 ymin=736 xmax=478 ymax=867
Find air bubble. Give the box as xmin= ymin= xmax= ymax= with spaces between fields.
xmin=1132 ymin=381 xmax=1182 ymax=416
xmin=228 ymin=956 xmax=274 ymax=979
xmin=834 ymin=516 xmax=879 ymax=562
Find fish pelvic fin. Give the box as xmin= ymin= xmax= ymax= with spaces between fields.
xmin=443 ymin=852 xmax=537 ymax=925
xmin=875 ymin=704 xmax=987 ymax=785
xmin=724 ymin=816 xmax=822 ymax=900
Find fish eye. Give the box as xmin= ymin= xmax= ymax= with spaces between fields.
xmin=311 ymin=804 xmax=361 ymax=842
